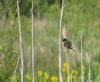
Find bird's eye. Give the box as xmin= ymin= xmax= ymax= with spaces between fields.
xmin=63 ymin=38 xmax=67 ymax=42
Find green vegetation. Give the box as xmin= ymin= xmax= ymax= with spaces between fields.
xmin=0 ymin=0 xmax=100 ymax=82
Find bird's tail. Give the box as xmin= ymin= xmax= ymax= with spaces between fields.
xmin=71 ymin=48 xmax=79 ymax=55
xmin=71 ymin=48 xmax=75 ymax=52
xmin=70 ymin=46 xmax=75 ymax=52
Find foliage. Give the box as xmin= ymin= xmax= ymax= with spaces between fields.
xmin=0 ymin=0 xmax=100 ymax=82
xmin=0 ymin=29 xmax=18 ymax=81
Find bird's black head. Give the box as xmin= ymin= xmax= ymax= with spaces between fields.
xmin=62 ymin=38 xmax=67 ymax=42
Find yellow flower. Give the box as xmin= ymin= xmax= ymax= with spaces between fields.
xmin=51 ymin=76 xmax=58 ymax=82
xmin=62 ymin=63 xmax=69 ymax=74
xmin=37 ymin=70 xmax=43 ymax=76
xmin=44 ymin=72 xmax=49 ymax=80
xmin=63 ymin=63 xmax=69 ymax=68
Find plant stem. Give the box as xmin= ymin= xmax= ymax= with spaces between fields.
xmin=88 ymin=52 xmax=91 ymax=82
xmin=17 ymin=0 xmax=25 ymax=82
xmin=81 ymin=32 xmax=83 ymax=82
xmin=65 ymin=52 xmax=70 ymax=82
xmin=59 ymin=0 xmax=64 ymax=82
xmin=32 ymin=0 xmax=35 ymax=82
xmin=12 ymin=56 xmax=20 ymax=82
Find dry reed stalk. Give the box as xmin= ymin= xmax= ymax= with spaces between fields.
xmin=88 ymin=52 xmax=91 ymax=82
xmin=17 ymin=0 xmax=25 ymax=82
xmin=59 ymin=0 xmax=64 ymax=82
xmin=80 ymin=32 xmax=84 ymax=82
xmin=63 ymin=26 xmax=70 ymax=82
xmin=12 ymin=56 xmax=20 ymax=82
xmin=71 ymin=73 xmax=72 ymax=82
xmin=65 ymin=53 xmax=70 ymax=82
xmin=32 ymin=0 xmax=35 ymax=82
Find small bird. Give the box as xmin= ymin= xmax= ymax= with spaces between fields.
xmin=62 ymin=38 xmax=75 ymax=52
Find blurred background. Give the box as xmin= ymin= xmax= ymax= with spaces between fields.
xmin=0 ymin=0 xmax=100 ymax=82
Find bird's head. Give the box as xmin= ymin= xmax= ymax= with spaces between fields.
xmin=62 ymin=38 xmax=67 ymax=42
